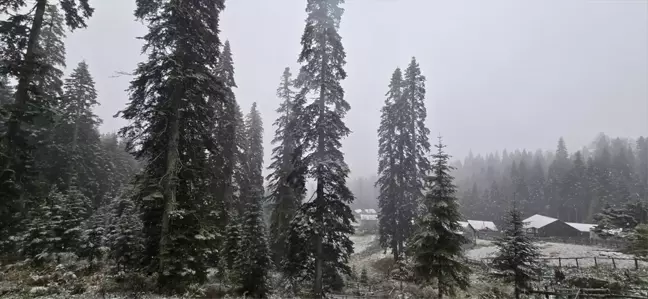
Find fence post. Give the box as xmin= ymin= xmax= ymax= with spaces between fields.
xmin=594 ymin=257 xmax=598 ymax=267
xmin=558 ymin=257 xmax=562 ymax=268
xmin=612 ymin=258 xmax=616 ymax=269
xmin=635 ymin=258 xmax=639 ymax=270
xmin=544 ymin=286 xmax=549 ymax=299
xmin=575 ymin=258 xmax=579 ymax=269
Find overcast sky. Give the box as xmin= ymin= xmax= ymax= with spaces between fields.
xmin=64 ymin=0 xmax=647 ymax=177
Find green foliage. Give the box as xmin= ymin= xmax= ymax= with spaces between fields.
xmin=233 ymin=103 xmax=271 ymax=298
xmin=78 ymin=205 xmax=110 ymax=263
xmin=117 ymin=0 xmax=226 ymax=289
xmin=268 ymin=67 xmax=304 ymax=267
xmin=107 ymin=197 xmax=143 ymax=272
xmin=408 ymin=137 xmax=471 ymax=298
xmin=629 ymin=224 xmax=648 ymax=257
xmin=284 ymin=0 xmax=355 ymax=295
xmin=492 ymin=202 xmax=541 ymax=298
xmin=359 ymin=267 xmax=368 ymax=285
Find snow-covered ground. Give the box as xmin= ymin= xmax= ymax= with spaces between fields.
xmin=467 ymin=239 xmax=645 ymax=268
xmin=350 ymin=234 xmax=377 ymax=254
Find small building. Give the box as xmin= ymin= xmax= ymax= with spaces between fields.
xmin=353 ymin=209 xmax=378 ymax=232
xmin=565 ymin=222 xmax=597 ymax=238
xmin=458 ymin=221 xmax=477 ymax=244
xmin=467 ymin=220 xmax=498 ymax=239
xmin=523 ymin=214 xmax=581 ymax=237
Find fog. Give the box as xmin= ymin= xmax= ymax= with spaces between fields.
xmin=65 ymin=0 xmax=647 ymax=178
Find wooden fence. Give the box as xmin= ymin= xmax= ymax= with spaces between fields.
xmin=481 ymin=256 xmax=648 ymax=270
xmin=530 ymin=286 xmax=648 ymax=298
xmin=534 ymin=236 xmax=628 ymax=249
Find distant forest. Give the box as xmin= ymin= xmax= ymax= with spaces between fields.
xmin=350 ymin=133 xmax=648 ymax=224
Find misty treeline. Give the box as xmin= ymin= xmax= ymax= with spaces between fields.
xmin=455 ymin=134 xmax=648 ymax=225
xmin=351 ymin=133 xmax=648 ymax=226
xmin=0 ymin=0 xmax=369 ymax=297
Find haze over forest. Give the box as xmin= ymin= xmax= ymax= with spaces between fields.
xmin=1 ymin=0 xmax=647 ymax=297
xmin=65 ymin=0 xmax=647 ymax=179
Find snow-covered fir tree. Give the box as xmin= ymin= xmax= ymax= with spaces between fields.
xmin=235 ymin=103 xmax=271 ymax=297
xmin=78 ymin=204 xmax=109 ymax=264
xmin=108 ymin=197 xmax=144 ymax=272
xmin=377 ymin=59 xmax=431 ymax=262
xmin=33 ymin=4 xmax=66 ymax=103
xmin=211 ymin=40 xmax=243 ymax=223
xmin=224 ymin=216 xmax=242 ymax=272
xmin=408 ymin=137 xmax=470 ymax=299
xmin=0 ymin=0 xmax=94 ymax=254
xmin=491 ymin=200 xmax=541 ymax=299
xmin=377 ymin=67 xmax=402 ymax=260
xmin=284 ymin=0 xmax=355 ymax=296
xmin=0 ymin=76 xmax=13 ymax=105
xmin=117 ymin=0 xmax=225 ymax=289
xmin=267 ymin=67 xmax=305 ymax=266
xmin=21 ymin=185 xmax=89 ymax=263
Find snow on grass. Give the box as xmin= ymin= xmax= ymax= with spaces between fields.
xmin=350 ymin=234 xmax=377 ymax=254
xmin=467 ymin=239 xmax=646 ymax=269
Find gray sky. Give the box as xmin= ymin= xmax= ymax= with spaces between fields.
xmin=65 ymin=0 xmax=648 ymax=177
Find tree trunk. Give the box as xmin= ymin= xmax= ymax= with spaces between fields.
xmin=5 ymin=0 xmax=47 ymax=167
xmin=158 ymin=89 xmax=181 ymax=283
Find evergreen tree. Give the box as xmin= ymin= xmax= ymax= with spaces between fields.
xmin=0 ymin=0 xmax=94 ymax=252
xmin=211 ymin=40 xmax=243 ymax=223
xmin=359 ymin=267 xmax=368 ymax=285
xmin=408 ymin=137 xmax=470 ymax=299
xmin=286 ymin=0 xmax=355 ymax=295
xmin=79 ymin=204 xmax=109 ymax=264
xmin=402 ymin=57 xmax=432 ymax=182
xmin=234 ymin=103 xmax=270 ymax=297
xmin=268 ymin=67 xmax=304 ymax=266
xmin=224 ymin=216 xmax=242 ymax=271
xmin=492 ymin=201 xmax=541 ymax=299
xmin=528 ymin=154 xmax=546 ymax=215
xmin=546 ymin=137 xmax=571 ymax=218
xmin=0 ymin=76 xmax=13 ymax=105
xmin=117 ymin=0 xmax=225 ymax=288
xmin=565 ymin=151 xmax=589 ymax=222
xmin=33 ymin=4 xmax=66 ymax=102
xmin=55 ymin=185 xmax=90 ymax=253
xmin=21 ymin=198 xmax=55 ymax=263
xmin=377 ymin=67 xmax=406 ymax=260
xmin=108 ymin=197 xmax=144 ymax=272
xmin=22 ymin=186 xmax=89 ymax=262
xmin=38 ymin=60 xmax=105 ymax=206
xmin=629 ymin=224 xmax=648 ymax=257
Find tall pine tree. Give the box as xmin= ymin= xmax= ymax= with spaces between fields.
xmin=235 ymin=103 xmax=271 ymax=298
xmin=492 ymin=200 xmax=541 ymax=299
xmin=267 ymin=67 xmax=305 ymax=266
xmin=376 ymin=67 xmax=410 ymax=260
xmin=117 ymin=0 xmax=225 ymax=289
xmin=408 ymin=137 xmax=470 ymax=299
xmin=0 ymin=1 xmax=94 ymax=252
xmin=285 ymin=0 xmax=355 ymax=296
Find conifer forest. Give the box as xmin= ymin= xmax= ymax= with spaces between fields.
xmin=0 ymin=0 xmax=646 ymax=298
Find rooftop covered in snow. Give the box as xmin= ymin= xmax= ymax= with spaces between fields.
xmin=467 ymin=220 xmax=498 ymax=231
xmin=354 ymin=208 xmax=377 ymax=214
xmin=523 ymin=214 xmax=559 ymax=229
xmin=565 ymin=222 xmax=596 ymax=232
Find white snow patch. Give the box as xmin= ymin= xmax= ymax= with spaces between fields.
xmin=565 ymin=222 xmax=596 ymax=232
xmin=350 ymin=234 xmax=376 ymax=254
xmin=523 ymin=214 xmax=558 ymax=229
xmin=467 ymin=239 xmax=645 ymax=269
xmin=467 ymin=220 xmax=498 ymax=231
